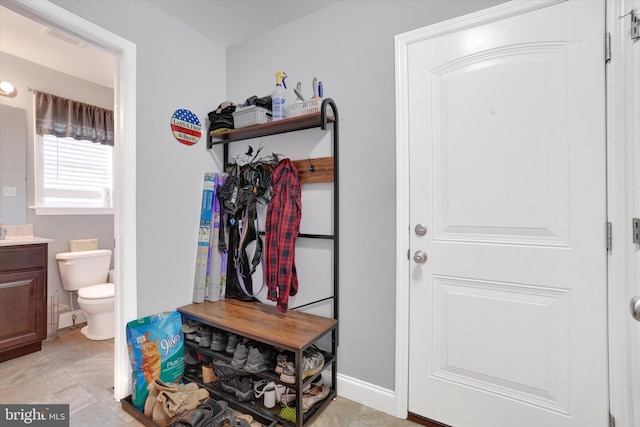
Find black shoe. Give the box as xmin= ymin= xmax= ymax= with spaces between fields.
xmin=219 ymin=376 xmax=254 ymax=402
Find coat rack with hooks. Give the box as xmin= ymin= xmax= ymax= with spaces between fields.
xmin=209 ymin=98 xmax=339 ymax=312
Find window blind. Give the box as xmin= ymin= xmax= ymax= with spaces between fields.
xmin=43 ymin=135 xmax=112 ymax=206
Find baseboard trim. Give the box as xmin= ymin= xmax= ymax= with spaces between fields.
xmin=59 ymin=310 xmax=87 ymax=329
xmin=336 ymin=373 xmax=399 ymax=418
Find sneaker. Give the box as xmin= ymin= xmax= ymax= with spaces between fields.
xmin=230 ymin=342 xmax=249 ymax=368
xmin=280 ymin=347 xmax=325 ymax=384
xmin=301 ymin=347 xmax=325 ymax=379
xmin=275 ymin=351 xmax=292 ymax=374
xmin=199 ymin=327 xmax=212 ymax=348
xmin=219 ymin=376 xmax=254 ymax=402
xmin=225 ymin=334 xmax=240 ymax=354
xmin=279 ymin=361 xmax=296 ymax=384
xmin=212 ymin=359 xmax=249 ymax=380
xmin=181 ymin=319 xmax=201 ymax=338
xmin=210 ymin=330 xmax=228 ymax=352
xmin=184 ymin=349 xmax=201 ymax=378
xmin=243 ymin=347 xmax=267 ymax=373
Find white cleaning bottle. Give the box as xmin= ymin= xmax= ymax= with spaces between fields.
xmin=273 ymin=71 xmax=287 ymax=121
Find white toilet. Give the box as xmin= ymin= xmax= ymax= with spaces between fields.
xmin=56 ymin=249 xmax=115 ymax=340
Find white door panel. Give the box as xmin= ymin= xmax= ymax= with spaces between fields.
xmin=402 ymin=1 xmax=608 ymax=426
xmin=431 ymin=43 xmax=569 ymax=246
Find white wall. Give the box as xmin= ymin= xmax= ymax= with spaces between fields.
xmin=47 ymin=0 xmax=507 ymax=397
xmin=48 ymin=0 xmax=227 ymax=316
xmin=0 ymin=51 xmax=115 ymax=302
xmin=227 ymin=0 xmax=507 ymax=391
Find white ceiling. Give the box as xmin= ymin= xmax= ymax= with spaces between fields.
xmin=0 ymin=5 xmax=116 ymax=88
xmin=0 ymin=1 xmax=338 ymax=90
xmin=149 ymin=0 xmax=339 ymax=47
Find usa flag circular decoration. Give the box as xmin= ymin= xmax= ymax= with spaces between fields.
xmin=170 ymin=109 xmax=202 ymax=146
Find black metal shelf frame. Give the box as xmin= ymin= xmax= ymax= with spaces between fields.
xmin=208 ymin=98 xmax=340 ymax=427
xmin=209 ymin=98 xmax=339 ymax=317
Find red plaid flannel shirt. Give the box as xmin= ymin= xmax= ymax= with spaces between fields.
xmin=265 ymin=159 xmax=301 ymax=312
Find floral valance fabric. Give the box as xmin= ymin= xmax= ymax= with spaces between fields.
xmin=34 ymin=91 xmax=114 ymax=146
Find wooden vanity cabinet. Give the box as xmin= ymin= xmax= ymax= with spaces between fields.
xmin=0 ymin=244 xmax=48 ymax=362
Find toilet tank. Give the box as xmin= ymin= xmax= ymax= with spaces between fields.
xmin=56 ymin=249 xmax=112 ymax=291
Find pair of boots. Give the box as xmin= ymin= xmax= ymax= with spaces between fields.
xmin=144 ymin=379 xmax=209 ymax=426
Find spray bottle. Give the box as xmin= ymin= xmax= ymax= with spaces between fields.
xmin=273 ymin=71 xmax=287 ymax=121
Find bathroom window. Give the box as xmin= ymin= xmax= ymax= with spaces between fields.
xmin=34 ymin=134 xmax=113 ymax=210
xmin=31 ymin=90 xmax=114 ymax=214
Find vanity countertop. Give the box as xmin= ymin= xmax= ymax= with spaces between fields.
xmin=0 ymin=236 xmax=53 ymax=247
xmin=0 ymin=224 xmax=52 ymax=246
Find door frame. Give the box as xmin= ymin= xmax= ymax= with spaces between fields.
xmin=606 ymin=1 xmax=640 ymax=426
xmin=394 ymin=0 xmax=635 ymax=423
xmin=5 ymin=0 xmax=138 ymax=401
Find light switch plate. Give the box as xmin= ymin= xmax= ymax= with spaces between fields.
xmin=2 ymin=187 xmax=17 ymax=197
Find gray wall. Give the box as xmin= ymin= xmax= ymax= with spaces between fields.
xmin=49 ymin=0 xmax=507 ymax=393
xmin=0 ymin=51 xmax=115 ymax=302
xmin=50 ymin=0 xmax=228 ymax=317
xmin=227 ymin=0 xmax=506 ymax=390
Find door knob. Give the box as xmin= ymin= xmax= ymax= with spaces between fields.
xmin=415 ymin=224 xmax=427 ymax=236
xmin=631 ymin=296 xmax=640 ymax=322
xmin=413 ymin=250 xmax=427 ymax=264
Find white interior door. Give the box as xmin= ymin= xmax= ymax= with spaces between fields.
xmin=403 ymin=1 xmax=608 ymax=426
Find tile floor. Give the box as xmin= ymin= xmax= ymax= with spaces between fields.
xmin=0 ymin=326 xmax=421 ymax=427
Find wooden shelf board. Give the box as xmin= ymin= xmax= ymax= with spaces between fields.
xmin=178 ymin=300 xmax=337 ymax=352
xmin=209 ymin=113 xmax=334 ymax=146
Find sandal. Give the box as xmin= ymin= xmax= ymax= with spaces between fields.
xmin=171 ymin=398 xmax=228 ymax=427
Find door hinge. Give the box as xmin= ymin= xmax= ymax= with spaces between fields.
xmin=618 ymin=9 xmax=640 ymax=41
xmin=407 ymin=249 xmax=410 ymax=260
xmin=605 ymin=32 xmax=611 ymax=63
xmin=607 ymin=222 xmax=612 ymax=251
xmin=609 ymin=413 xmax=615 ymax=427
xmin=633 ymin=218 xmax=640 ymax=244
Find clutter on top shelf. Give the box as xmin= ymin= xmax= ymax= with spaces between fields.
xmin=233 ymin=106 xmax=272 ymax=128
xmin=208 ymin=102 xmax=237 ymax=135
xmin=209 ymin=95 xmax=275 ymax=132
xmin=287 ymin=78 xmax=326 ymax=117
xmin=233 ymin=94 xmax=275 ymax=128
xmin=294 ymin=82 xmax=305 ymax=102
xmin=272 ymin=71 xmax=288 ymax=121
xmin=286 ymin=98 xmax=324 ymax=118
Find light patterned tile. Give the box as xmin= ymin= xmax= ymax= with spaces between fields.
xmin=102 ymin=396 xmax=142 ymax=426
xmin=0 ymin=355 xmax=71 ymax=391
xmin=63 ymin=356 xmax=113 ymax=401
xmin=42 ymin=326 xmax=89 ymax=354
xmin=2 ymin=327 xmax=418 ymax=427
xmin=356 ymin=405 xmax=420 ymax=426
xmin=310 ymin=409 xmax=354 ymax=426
xmin=319 ymin=396 xmax=363 ymax=420
xmin=0 ymin=351 xmax=48 ymax=379
xmin=45 ymin=341 xmax=112 ymax=367
xmin=70 ymin=401 xmax=132 ymax=427
xmin=38 ymin=383 xmax=98 ymax=415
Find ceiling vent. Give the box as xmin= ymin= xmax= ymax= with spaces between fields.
xmin=42 ymin=27 xmax=86 ymax=48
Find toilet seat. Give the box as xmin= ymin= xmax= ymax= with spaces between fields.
xmin=78 ymin=283 xmax=114 ymax=300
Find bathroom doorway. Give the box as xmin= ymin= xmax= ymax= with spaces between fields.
xmin=0 ymin=0 xmax=137 ymax=401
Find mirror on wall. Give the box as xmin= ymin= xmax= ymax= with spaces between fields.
xmin=0 ymin=104 xmax=27 ymax=224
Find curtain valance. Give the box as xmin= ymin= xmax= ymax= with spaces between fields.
xmin=34 ymin=91 xmax=114 ymax=146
